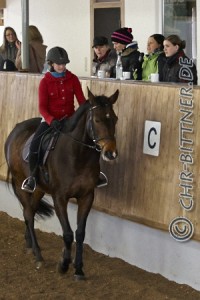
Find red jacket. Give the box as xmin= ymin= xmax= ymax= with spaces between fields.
xmin=39 ymin=70 xmax=86 ymax=124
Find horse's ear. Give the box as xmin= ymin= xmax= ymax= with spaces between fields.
xmin=87 ymin=87 xmax=95 ymax=104
xmin=109 ymin=89 xmax=119 ymax=104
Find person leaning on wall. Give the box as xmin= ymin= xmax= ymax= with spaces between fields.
xmin=92 ymin=36 xmax=117 ymax=78
xmin=111 ymin=27 xmax=143 ymax=80
xmin=15 ymin=25 xmax=47 ymax=73
xmin=160 ymin=34 xmax=198 ymax=84
xmin=0 ymin=26 xmax=19 ymax=71
xmin=142 ymin=34 xmax=166 ymax=81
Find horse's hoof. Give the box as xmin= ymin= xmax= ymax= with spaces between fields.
xmin=26 ymin=248 xmax=32 ymax=255
xmin=74 ymin=274 xmax=86 ymax=281
xmin=57 ymin=261 xmax=69 ymax=274
xmin=74 ymin=269 xmax=85 ymax=281
xmin=36 ymin=261 xmax=43 ymax=270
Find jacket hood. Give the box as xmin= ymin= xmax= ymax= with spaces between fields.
xmin=126 ymin=41 xmax=138 ymax=49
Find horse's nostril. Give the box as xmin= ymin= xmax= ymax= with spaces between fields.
xmin=105 ymin=151 xmax=118 ymax=160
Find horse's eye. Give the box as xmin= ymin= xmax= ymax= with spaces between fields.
xmin=106 ymin=113 xmax=110 ymax=119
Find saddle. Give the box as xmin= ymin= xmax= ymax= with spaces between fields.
xmin=22 ymin=129 xmax=60 ymax=166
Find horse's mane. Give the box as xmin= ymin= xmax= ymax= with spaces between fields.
xmin=67 ymin=100 xmax=90 ymax=132
xmin=66 ymin=95 xmax=111 ymax=132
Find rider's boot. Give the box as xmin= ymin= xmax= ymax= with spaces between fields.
xmin=21 ymin=152 xmax=38 ymax=193
xmin=96 ymin=172 xmax=108 ymax=188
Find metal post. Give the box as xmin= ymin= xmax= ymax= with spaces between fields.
xmin=161 ymin=0 xmax=164 ymax=35
xmin=21 ymin=0 xmax=29 ymax=70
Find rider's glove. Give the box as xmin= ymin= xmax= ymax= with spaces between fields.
xmin=50 ymin=119 xmax=61 ymax=130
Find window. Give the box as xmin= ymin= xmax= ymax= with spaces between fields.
xmin=163 ymin=0 xmax=196 ymax=61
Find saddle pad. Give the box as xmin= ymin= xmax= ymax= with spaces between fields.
xmin=22 ymin=131 xmax=59 ymax=165
xmin=22 ymin=134 xmax=34 ymax=162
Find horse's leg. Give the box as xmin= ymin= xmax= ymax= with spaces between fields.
xmin=24 ymin=222 xmax=32 ymax=251
xmin=13 ymin=182 xmax=45 ymax=268
xmin=53 ymin=198 xmax=74 ymax=274
xmin=74 ymin=192 xmax=94 ymax=280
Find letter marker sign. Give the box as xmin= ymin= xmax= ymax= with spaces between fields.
xmin=143 ymin=121 xmax=161 ymax=156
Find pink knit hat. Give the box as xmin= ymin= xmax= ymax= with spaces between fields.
xmin=111 ymin=27 xmax=133 ymax=45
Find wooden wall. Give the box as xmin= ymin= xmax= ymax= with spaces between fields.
xmin=1 ymin=72 xmax=200 ymax=241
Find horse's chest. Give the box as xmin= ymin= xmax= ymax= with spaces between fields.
xmin=66 ymin=170 xmax=98 ymax=196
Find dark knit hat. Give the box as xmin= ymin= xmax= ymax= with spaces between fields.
xmin=92 ymin=36 xmax=108 ymax=48
xmin=111 ymin=27 xmax=133 ymax=45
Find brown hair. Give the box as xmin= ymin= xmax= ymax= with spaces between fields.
xmin=28 ymin=25 xmax=43 ymax=43
xmin=165 ymin=35 xmax=186 ymax=50
xmin=1 ymin=27 xmax=18 ymax=52
xmin=150 ymin=34 xmax=165 ymax=50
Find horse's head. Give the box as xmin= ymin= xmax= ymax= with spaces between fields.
xmin=87 ymin=88 xmax=119 ymax=161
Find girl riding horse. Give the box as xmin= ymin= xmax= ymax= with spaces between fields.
xmin=22 ymin=46 xmax=107 ymax=193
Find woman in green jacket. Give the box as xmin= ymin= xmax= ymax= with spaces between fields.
xmin=142 ymin=34 xmax=165 ymax=81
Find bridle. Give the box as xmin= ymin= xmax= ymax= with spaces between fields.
xmin=67 ymin=104 xmax=116 ymax=152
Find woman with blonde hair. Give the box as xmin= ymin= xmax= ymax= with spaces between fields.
xmin=15 ymin=25 xmax=47 ymax=73
xmin=0 ymin=26 xmax=19 ymax=71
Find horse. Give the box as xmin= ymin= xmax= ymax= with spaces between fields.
xmin=4 ymin=88 xmax=119 ymax=280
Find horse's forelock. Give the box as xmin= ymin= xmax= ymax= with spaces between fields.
xmin=94 ymin=96 xmax=111 ymax=107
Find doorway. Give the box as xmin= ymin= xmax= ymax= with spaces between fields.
xmin=94 ymin=7 xmax=121 ymax=48
xmin=90 ymin=0 xmax=124 ymax=74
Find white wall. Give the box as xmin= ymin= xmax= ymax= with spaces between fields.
xmin=1 ymin=0 xmax=200 ymax=79
xmin=1 ymin=0 xmax=91 ymax=76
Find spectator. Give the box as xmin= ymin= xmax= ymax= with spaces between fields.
xmin=161 ymin=35 xmax=197 ymax=84
xmin=92 ymin=36 xmax=117 ymax=78
xmin=142 ymin=34 xmax=165 ymax=81
xmin=111 ymin=27 xmax=143 ymax=79
xmin=15 ymin=25 xmax=47 ymax=73
xmin=0 ymin=26 xmax=19 ymax=71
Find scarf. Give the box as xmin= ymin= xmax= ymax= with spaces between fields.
xmin=51 ymin=71 xmax=66 ymax=78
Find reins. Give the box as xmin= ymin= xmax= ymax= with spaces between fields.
xmin=65 ymin=135 xmax=101 ymax=151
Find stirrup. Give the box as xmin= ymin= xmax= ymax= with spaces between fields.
xmin=96 ymin=172 xmax=108 ymax=188
xmin=21 ymin=177 xmax=36 ymax=193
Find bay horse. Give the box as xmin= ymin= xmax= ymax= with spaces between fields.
xmin=4 ymin=88 xmax=119 ymax=280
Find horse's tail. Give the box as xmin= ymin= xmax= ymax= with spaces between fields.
xmin=35 ymin=198 xmax=54 ymax=219
xmin=5 ymin=165 xmax=54 ymax=219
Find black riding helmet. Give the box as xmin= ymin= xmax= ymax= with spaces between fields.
xmin=47 ymin=46 xmax=70 ymax=64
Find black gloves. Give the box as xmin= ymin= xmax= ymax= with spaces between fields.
xmin=50 ymin=119 xmax=61 ymax=130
